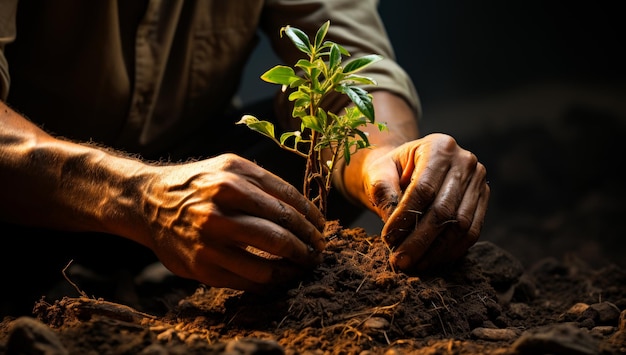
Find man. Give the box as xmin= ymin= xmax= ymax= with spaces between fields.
xmin=0 ymin=0 xmax=488 ymax=315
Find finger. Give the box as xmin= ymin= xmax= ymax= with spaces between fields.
xmin=468 ymin=168 xmax=490 ymax=240
xmin=234 ymin=158 xmax=327 ymax=232
xmin=243 ymin=190 xmax=326 ymax=252
xmin=209 ymin=172 xmax=326 ymax=252
xmin=232 ymin=214 xmax=324 ymax=268
xmin=380 ymin=150 xmax=452 ymax=248
xmin=443 ymin=162 xmax=489 ymax=259
xmin=412 ymin=220 xmax=474 ymax=271
xmin=193 ymin=263 xmax=266 ymax=293
xmin=388 ymin=208 xmax=446 ymax=270
xmin=414 ymin=164 xmax=490 ymax=270
xmin=387 ymin=152 xmax=478 ymax=270
xmin=192 ymin=250 xmax=303 ymax=292
xmin=363 ymin=152 xmax=405 ymax=222
xmin=411 ymin=226 xmax=460 ymax=271
xmin=455 ymin=160 xmax=487 ymax=233
xmin=196 ymin=205 xmax=322 ymax=268
xmin=414 ymin=188 xmax=489 ymax=270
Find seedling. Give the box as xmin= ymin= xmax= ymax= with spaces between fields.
xmin=237 ymin=20 xmax=387 ymax=216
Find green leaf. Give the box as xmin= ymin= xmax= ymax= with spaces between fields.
xmin=314 ymin=20 xmax=330 ymax=49
xmin=235 ymin=114 xmax=258 ymax=125
xmin=343 ymin=54 xmax=382 ymax=74
xmin=348 ymin=116 xmax=368 ymax=129
xmin=288 ymin=89 xmax=306 ymax=101
xmin=355 ymin=129 xmax=371 ymax=147
xmin=343 ymin=106 xmax=362 ymax=120
xmin=280 ymin=131 xmax=301 ymax=146
xmin=261 ymin=66 xmax=300 ymax=86
xmin=236 ymin=115 xmax=276 ymax=140
xmin=294 ymin=59 xmax=315 ymax=71
xmin=237 ymin=21 xmax=385 ymax=214
xmin=301 ymin=114 xmax=323 ymax=133
xmin=246 ymin=121 xmax=276 ymax=140
xmin=342 ymin=74 xmax=377 ymax=86
xmin=329 ymin=43 xmax=341 ymax=70
xmin=324 ymin=41 xmax=350 ymax=57
xmin=338 ymin=85 xmax=375 ymax=121
xmin=317 ymin=108 xmax=328 ymax=131
xmin=310 ymin=67 xmax=322 ymax=90
xmin=292 ymin=105 xmax=307 ymax=119
xmin=293 ymin=98 xmax=311 ymax=113
xmin=282 ymin=26 xmax=311 ymax=56
xmin=343 ymin=143 xmax=351 ymax=165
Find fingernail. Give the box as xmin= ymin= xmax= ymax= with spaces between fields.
xmin=382 ymin=229 xmax=401 ymax=247
xmin=314 ymin=234 xmax=326 ymax=252
xmin=304 ymin=248 xmax=323 ymax=266
xmin=313 ymin=251 xmax=323 ymax=264
xmin=392 ymin=252 xmax=412 ymax=270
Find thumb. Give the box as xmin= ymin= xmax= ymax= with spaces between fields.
xmin=366 ymin=161 xmax=402 ymax=222
xmin=365 ymin=142 xmax=416 ymax=222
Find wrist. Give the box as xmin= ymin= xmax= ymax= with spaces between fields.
xmin=84 ymin=148 xmax=157 ymax=246
xmin=339 ymin=146 xmax=390 ymax=209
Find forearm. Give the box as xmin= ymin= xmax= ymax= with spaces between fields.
xmin=362 ymin=91 xmax=420 ymax=147
xmin=337 ymin=91 xmax=420 ymax=208
xmin=0 ymin=101 xmax=154 ymax=245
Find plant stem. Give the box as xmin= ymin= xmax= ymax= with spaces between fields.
xmin=304 ymin=130 xmax=327 ymax=216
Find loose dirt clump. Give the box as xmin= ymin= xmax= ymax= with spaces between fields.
xmin=1 ymin=220 xmax=625 ymax=354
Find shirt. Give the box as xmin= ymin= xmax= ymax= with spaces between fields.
xmin=0 ymin=0 xmax=419 ymax=158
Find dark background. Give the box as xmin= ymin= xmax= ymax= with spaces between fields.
xmin=237 ymin=1 xmax=626 ymax=269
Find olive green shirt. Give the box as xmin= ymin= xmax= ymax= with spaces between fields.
xmin=0 ymin=0 xmax=418 ymax=157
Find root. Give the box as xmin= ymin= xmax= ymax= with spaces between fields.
xmin=35 ymin=296 xmax=157 ymax=328
xmin=61 ymin=259 xmax=88 ymax=298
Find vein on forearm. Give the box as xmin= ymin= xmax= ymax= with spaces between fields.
xmin=4 ymin=137 xmax=150 ymax=236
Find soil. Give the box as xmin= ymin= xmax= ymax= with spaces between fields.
xmin=1 ymin=104 xmax=626 ymax=354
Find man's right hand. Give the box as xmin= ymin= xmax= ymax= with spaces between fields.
xmin=0 ymin=101 xmax=325 ymax=292
xmin=137 ymin=154 xmax=326 ymax=292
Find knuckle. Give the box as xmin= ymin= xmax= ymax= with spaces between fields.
xmin=464 ymin=151 xmax=478 ymax=169
xmin=468 ymin=219 xmax=485 ymax=241
xmin=463 ymin=229 xmax=481 ymax=251
xmin=211 ymin=178 xmax=240 ymax=200
xmin=475 ymin=161 xmax=487 ymax=179
xmin=430 ymin=201 xmax=456 ymax=226
xmin=369 ymin=180 xmax=398 ymax=210
xmin=265 ymin=228 xmax=294 ymax=258
xmin=434 ymin=133 xmax=458 ymax=153
xmin=217 ymin=153 xmax=249 ymax=173
xmin=382 ymin=227 xmax=406 ymax=248
xmin=414 ymin=178 xmax=437 ymax=204
xmin=483 ymin=182 xmax=491 ymax=197
xmin=279 ymin=182 xmax=300 ymax=203
xmin=277 ymin=202 xmax=295 ymax=228
xmin=455 ymin=212 xmax=473 ymax=232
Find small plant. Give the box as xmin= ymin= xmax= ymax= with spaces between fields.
xmin=237 ymin=20 xmax=386 ymax=217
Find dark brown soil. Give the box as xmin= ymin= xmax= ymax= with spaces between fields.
xmin=1 ymin=219 xmax=625 ymax=354
xmin=1 ymin=104 xmax=626 ymax=354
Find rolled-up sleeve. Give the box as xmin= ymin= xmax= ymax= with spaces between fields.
xmin=261 ymin=0 xmax=420 ymax=117
xmin=0 ymin=0 xmax=18 ymax=101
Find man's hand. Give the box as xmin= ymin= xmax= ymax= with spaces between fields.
xmin=141 ymin=154 xmax=326 ymax=292
xmin=0 ymin=101 xmax=325 ymax=293
xmin=360 ymin=133 xmax=489 ymax=271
